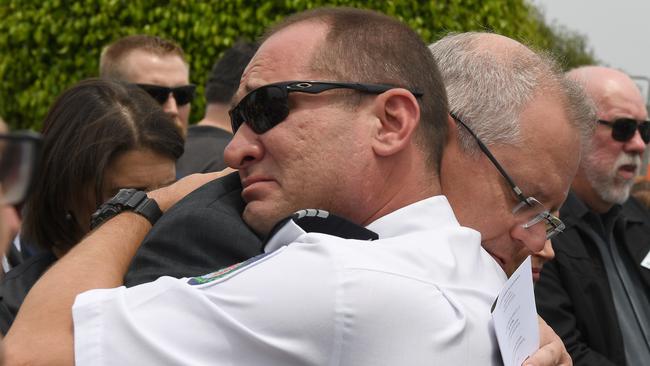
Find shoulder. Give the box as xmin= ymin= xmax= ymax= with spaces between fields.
xmin=166 ymin=172 xmax=244 ymax=212
xmin=185 ymin=125 xmax=232 ymax=144
xmin=2 ymin=251 xmax=57 ymax=288
xmin=0 ymin=251 xmax=57 ymax=331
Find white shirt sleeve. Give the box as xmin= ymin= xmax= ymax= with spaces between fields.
xmin=73 ymin=244 xmax=338 ymax=366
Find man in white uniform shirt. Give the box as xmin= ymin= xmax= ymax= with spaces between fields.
xmin=7 ymin=8 xmax=583 ymax=366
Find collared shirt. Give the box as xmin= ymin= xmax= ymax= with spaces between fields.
xmin=73 ymin=196 xmax=507 ymax=365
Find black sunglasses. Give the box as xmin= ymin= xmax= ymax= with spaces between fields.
xmin=598 ymin=118 xmax=650 ymax=144
xmin=229 ymin=81 xmax=424 ymax=134
xmin=0 ymin=131 xmax=42 ymax=205
xmin=135 ymin=84 xmax=196 ymax=106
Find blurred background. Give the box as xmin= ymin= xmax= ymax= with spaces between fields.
xmin=1 ymin=0 xmax=646 ymax=171
xmin=534 ymin=0 xmax=650 ymax=176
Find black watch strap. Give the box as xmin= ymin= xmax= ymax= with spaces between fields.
xmin=90 ymin=188 xmax=162 ymax=230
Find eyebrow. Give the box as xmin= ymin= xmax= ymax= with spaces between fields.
xmin=528 ymin=183 xmax=554 ymax=209
xmin=231 ymin=84 xmax=255 ymax=107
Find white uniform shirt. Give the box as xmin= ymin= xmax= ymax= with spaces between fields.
xmin=73 ymin=196 xmax=507 ymax=365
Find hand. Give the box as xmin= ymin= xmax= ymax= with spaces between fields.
xmin=148 ymin=168 xmax=236 ymax=212
xmin=523 ymin=316 xmax=572 ymax=366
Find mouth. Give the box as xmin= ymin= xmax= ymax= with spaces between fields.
xmin=241 ymin=176 xmax=272 ymax=188
xmin=531 ymin=267 xmax=542 ymax=282
xmin=240 ymin=176 xmax=276 ymax=201
xmin=617 ymin=164 xmax=638 ymax=179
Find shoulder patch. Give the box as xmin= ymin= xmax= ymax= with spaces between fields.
xmin=187 ymin=248 xmax=282 ymax=286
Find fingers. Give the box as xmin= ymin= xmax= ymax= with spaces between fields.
xmin=523 ymin=317 xmax=572 ymax=366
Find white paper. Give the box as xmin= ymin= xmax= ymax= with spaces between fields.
xmin=491 ymin=256 xmax=539 ymax=366
xmin=641 ymin=249 xmax=650 ymax=270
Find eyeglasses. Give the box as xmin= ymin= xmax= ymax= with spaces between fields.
xmin=598 ymin=118 xmax=650 ymax=144
xmin=135 ymin=84 xmax=196 ymax=106
xmin=229 ymin=81 xmax=424 ymax=134
xmin=0 ymin=132 xmax=42 ymax=205
xmin=450 ymin=113 xmax=565 ymax=239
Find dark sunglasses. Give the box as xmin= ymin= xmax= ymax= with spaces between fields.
xmin=135 ymin=84 xmax=196 ymax=106
xmin=598 ymin=118 xmax=650 ymax=144
xmin=0 ymin=132 xmax=42 ymax=205
xmin=229 ymin=81 xmax=424 ymax=134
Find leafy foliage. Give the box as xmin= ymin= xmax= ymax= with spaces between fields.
xmin=0 ymin=0 xmax=597 ymax=130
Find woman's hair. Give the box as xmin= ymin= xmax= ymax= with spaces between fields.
xmin=22 ymin=78 xmax=184 ymax=253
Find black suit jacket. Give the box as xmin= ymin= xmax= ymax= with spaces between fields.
xmin=535 ymin=192 xmax=650 ymax=366
xmin=124 ymin=172 xmax=263 ymax=287
xmin=0 ymin=251 xmax=57 ymax=335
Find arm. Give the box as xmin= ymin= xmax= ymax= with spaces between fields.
xmin=4 ymin=172 xmax=225 ymax=366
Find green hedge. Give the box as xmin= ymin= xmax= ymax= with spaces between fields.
xmin=0 ymin=0 xmax=596 ymax=130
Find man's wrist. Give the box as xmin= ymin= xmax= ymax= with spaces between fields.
xmin=146 ymin=188 xmax=174 ymax=213
xmin=90 ymin=189 xmax=162 ymax=230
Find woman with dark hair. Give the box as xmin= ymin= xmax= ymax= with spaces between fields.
xmin=0 ymin=78 xmax=184 ymax=334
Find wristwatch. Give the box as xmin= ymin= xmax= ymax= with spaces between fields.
xmin=90 ymin=188 xmax=162 ymax=230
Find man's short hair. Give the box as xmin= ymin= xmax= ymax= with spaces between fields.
xmin=100 ymin=34 xmax=187 ymax=80
xmin=430 ymin=32 xmax=595 ymax=154
xmin=205 ymin=41 xmax=257 ymax=105
xmin=261 ymin=7 xmax=449 ymax=171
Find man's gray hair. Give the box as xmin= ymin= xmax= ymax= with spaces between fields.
xmin=429 ymin=32 xmax=595 ymax=155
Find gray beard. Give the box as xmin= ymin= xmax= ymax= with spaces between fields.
xmin=584 ymin=152 xmax=640 ymax=205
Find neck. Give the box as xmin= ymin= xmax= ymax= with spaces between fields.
xmin=571 ymin=171 xmax=615 ymax=214
xmin=361 ymin=152 xmax=441 ymax=226
xmin=198 ymin=103 xmax=232 ymax=132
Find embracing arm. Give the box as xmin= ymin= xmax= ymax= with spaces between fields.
xmin=4 ymin=172 xmax=224 ymax=366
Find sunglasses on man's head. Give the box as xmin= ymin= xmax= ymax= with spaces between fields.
xmin=135 ymin=84 xmax=196 ymax=106
xmin=598 ymin=118 xmax=650 ymax=144
xmin=228 ymin=81 xmax=424 ymax=134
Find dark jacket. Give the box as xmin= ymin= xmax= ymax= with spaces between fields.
xmin=536 ymin=192 xmax=650 ymax=366
xmin=0 ymin=251 xmax=57 ymax=334
xmin=124 ymin=172 xmax=263 ymax=286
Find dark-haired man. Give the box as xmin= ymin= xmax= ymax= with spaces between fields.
xmin=536 ymin=66 xmax=650 ymax=365
xmin=9 ymin=9 xmax=576 ymax=366
xmin=176 ymin=41 xmax=257 ymax=177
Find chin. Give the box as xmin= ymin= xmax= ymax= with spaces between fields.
xmin=242 ymin=205 xmax=285 ymax=237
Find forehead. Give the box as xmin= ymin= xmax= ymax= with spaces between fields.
xmin=596 ymin=77 xmax=647 ymax=120
xmin=104 ymin=148 xmax=175 ymax=192
xmin=236 ymin=21 xmax=329 ymax=99
xmin=121 ymin=49 xmax=189 ymax=86
xmin=500 ymin=91 xmax=581 ymax=209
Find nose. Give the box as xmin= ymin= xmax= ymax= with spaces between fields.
xmin=624 ymin=129 xmax=647 ymax=155
xmin=224 ymin=123 xmax=264 ymax=170
xmin=162 ymin=93 xmax=180 ymax=120
xmin=511 ymin=220 xmax=547 ymax=255
xmin=536 ymin=239 xmax=555 ymax=261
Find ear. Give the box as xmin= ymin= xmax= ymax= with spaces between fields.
xmin=444 ymin=113 xmax=458 ymax=146
xmin=371 ymin=89 xmax=421 ymax=157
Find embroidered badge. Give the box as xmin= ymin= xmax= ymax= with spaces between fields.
xmin=187 ymin=250 xmax=276 ymax=285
